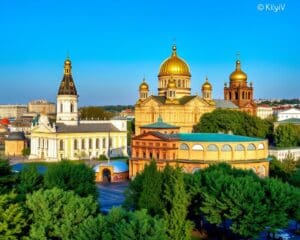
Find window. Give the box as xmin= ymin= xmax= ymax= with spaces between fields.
xmin=96 ymin=139 xmax=100 ymax=149
xmin=89 ymin=139 xmax=92 ymax=149
xmin=192 ymin=144 xmax=204 ymax=151
xmin=82 ymin=139 xmax=85 ymax=149
xmin=59 ymin=140 xmax=64 ymax=151
xmin=257 ymin=143 xmax=264 ymax=150
xmin=207 ymin=144 xmax=218 ymax=151
xmin=102 ymin=138 xmax=106 ymax=148
xmin=221 ymin=144 xmax=232 ymax=152
xmin=60 ymin=103 xmax=63 ymax=112
xmin=70 ymin=103 xmax=74 ymax=113
xmin=247 ymin=143 xmax=256 ymax=151
xmin=74 ymin=139 xmax=78 ymax=150
xmin=179 ymin=143 xmax=189 ymax=150
xmin=143 ymin=152 xmax=146 ymax=158
xmin=235 ymin=144 xmax=245 ymax=151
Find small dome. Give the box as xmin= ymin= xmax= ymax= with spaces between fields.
xmin=158 ymin=45 xmax=191 ymax=77
xmin=93 ymin=160 xmax=129 ymax=174
xmin=202 ymin=77 xmax=212 ymax=91
xmin=139 ymin=78 xmax=149 ymax=91
xmin=64 ymin=58 xmax=71 ymax=65
xmin=230 ymin=60 xmax=247 ymax=82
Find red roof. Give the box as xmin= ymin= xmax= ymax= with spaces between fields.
xmin=0 ymin=118 xmax=10 ymax=125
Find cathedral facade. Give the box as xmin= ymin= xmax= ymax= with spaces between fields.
xmin=29 ymin=58 xmax=127 ymax=161
xmin=134 ymin=45 xmax=250 ymax=135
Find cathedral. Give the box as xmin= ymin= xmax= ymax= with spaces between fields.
xmin=134 ymin=45 xmax=256 ymax=135
xmin=29 ymin=58 xmax=127 ymax=161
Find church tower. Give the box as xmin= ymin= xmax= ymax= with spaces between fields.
xmin=158 ymin=45 xmax=191 ymax=98
xmin=202 ymin=76 xmax=212 ymax=101
xmin=56 ymin=57 xmax=79 ymax=125
xmin=224 ymin=58 xmax=256 ymax=115
xmin=138 ymin=78 xmax=149 ymax=101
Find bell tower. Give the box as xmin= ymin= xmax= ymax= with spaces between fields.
xmin=56 ymin=57 xmax=79 ymax=125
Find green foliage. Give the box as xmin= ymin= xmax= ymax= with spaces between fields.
xmin=0 ymin=192 xmax=27 ymax=239
xmin=138 ymin=161 xmax=164 ymax=216
xmin=162 ymin=166 xmax=193 ymax=240
xmin=0 ymin=159 xmax=16 ymax=194
xmin=80 ymin=106 xmax=114 ymax=120
xmin=17 ymin=165 xmax=43 ymax=200
xmin=22 ymin=147 xmax=30 ymax=157
xmin=44 ymin=161 xmax=98 ymax=198
xmin=193 ymin=109 xmax=273 ymax=139
xmin=98 ymin=154 xmax=108 ymax=161
xmin=106 ymin=207 xmax=168 ymax=240
xmin=26 ymin=188 xmax=99 ymax=240
xmin=274 ymin=124 xmax=299 ymax=147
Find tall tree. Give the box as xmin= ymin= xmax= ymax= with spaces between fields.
xmin=26 ymin=188 xmax=99 ymax=240
xmin=162 ymin=165 xmax=193 ymax=240
xmin=0 ymin=159 xmax=16 ymax=194
xmin=44 ymin=161 xmax=98 ymax=198
xmin=274 ymin=124 xmax=298 ymax=148
xmin=0 ymin=192 xmax=27 ymax=239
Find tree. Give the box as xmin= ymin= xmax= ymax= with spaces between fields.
xmin=274 ymin=124 xmax=298 ymax=148
xmin=106 ymin=207 xmax=168 ymax=240
xmin=193 ymin=109 xmax=273 ymax=139
xmin=162 ymin=165 xmax=193 ymax=240
xmin=0 ymin=192 xmax=27 ymax=239
xmin=138 ymin=161 xmax=164 ymax=216
xmin=17 ymin=165 xmax=43 ymax=200
xmin=80 ymin=106 xmax=114 ymax=120
xmin=26 ymin=188 xmax=99 ymax=240
xmin=0 ymin=159 xmax=16 ymax=194
xmin=44 ymin=161 xmax=98 ymax=198
xmin=22 ymin=147 xmax=30 ymax=157
xmin=98 ymin=154 xmax=108 ymax=161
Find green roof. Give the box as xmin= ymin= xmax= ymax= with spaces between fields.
xmin=277 ymin=118 xmax=300 ymax=124
xmin=141 ymin=117 xmax=179 ymax=129
xmin=175 ymin=133 xmax=264 ymax=142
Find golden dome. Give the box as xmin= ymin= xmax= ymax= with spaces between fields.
xmin=64 ymin=58 xmax=71 ymax=65
xmin=230 ymin=60 xmax=247 ymax=82
xmin=167 ymin=76 xmax=177 ymax=88
xmin=158 ymin=45 xmax=191 ymax=77
xmin=139 ymin=78 xmax=149 ymax=91
xmin=202 ymin=77 xmax=212 ymax=91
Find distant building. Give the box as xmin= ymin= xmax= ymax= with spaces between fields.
xmin=130 ymin=117 xmax=269 ymax=178
xmin=120 ymin=108 xmax=134 ymax=120
xmin=28 ymin=99 xmax=56 ymax=115
xmin=29 ymin=57 xmax=127 ymax=161
xmin=257 ymin=105 xmax=273 ymax=119
xmin=0 ymin=105 xmax=27 ymax=120
xmin=274 ymin=118 xmax=300 ymax=128
xmin=269 ymin=147 xmax=300 ymax=161
xmin=277 ymin=108 xmax=300 ymax=121
xmin=5 ymin=132 xmax=27 ymax=156
xmin=94 ymin=160 xmax=129 ymax=183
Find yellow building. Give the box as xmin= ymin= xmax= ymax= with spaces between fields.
xmin=130 ymin=118 xmax=269 ymax=178
xmin=135 ymin=45 xmax=238 ymax=135
xmin=5 ymin=132 xmax=26 ymax=156
xmin=29 ymin=57 xmax=127 ymax=161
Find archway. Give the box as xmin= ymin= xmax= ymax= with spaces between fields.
xmin=102 ymin=168 xmax=111 ymax=183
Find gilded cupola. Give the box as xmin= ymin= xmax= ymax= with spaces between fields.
xmin=202 ymin=77 xmax=212 ymax=91
xmin=139 ymin=78 xmax=149 ymax=91
xmin=58 ymin=57 xmax=77 ymax=95
xmin=158 ymin=45 xmax=191 ymax=77
xmin=229 ymin=60 xmax=247 ymax=82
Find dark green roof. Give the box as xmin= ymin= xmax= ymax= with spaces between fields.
xmin=277 ymin=118 xmax=300 ymax=124
xmin=174 ymin=133 xmax=264 ymax=142
xmin=141 ymin=117 xmax=179 ymax=129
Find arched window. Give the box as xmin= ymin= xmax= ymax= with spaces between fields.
xmin=192 ymin=144 xmax=204 ymax=151
xmin=235 ymin=144 xmax=245 ymax=151
xmin=235 ymin=92 xmax=238 ymax=99
xmin=207 ymin=144 xmax=218 ymax=151
xmin=70 ymin=103 xmax=74 ymax=113
xmin=257 ymin=143 xmax=264 ymax=150
xmin=59 ymin=140 xmax=64 ymax=151
xmin=82 ymin=139 xmax=85 ymax=149
xmin=229 ymin=92 xmax=232 ymax=99
xmin=60 ymin=103 xmax=63 ymax=113
xmin=96 ymin=139 xmax=100 ymax=149
xmin=242 ymin=92 xmax=245 ymax=99
xmin=257 ymin=166 xmax=266 ymax=177
xmin=247 ymin=143 xmax=256 ymax=151
xmin=192 ymin=168 xmax=201 ymax=174
xmin=74 ymin=139 xmax=78 ymax=150
xmin=221 ymin=144 xmax=232 ymax=152
xmin=179 ymin=143 xmax=189 ymax=150
xmin=102 ymin=138 xmax=106 ymax=148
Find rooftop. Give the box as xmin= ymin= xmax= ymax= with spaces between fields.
xmin=141 ymin=116 xmax=179 ymax=129
xmin=277 ymin=118 xmax=300 ymax=124
xmin=56 ymin=122 xmax=120 ymax=133
xmin=174 ymin=133 xmax=264 ymax=142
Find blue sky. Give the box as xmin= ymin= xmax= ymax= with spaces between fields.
xmin=0 ymin=0 xmax=299 ymax=105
